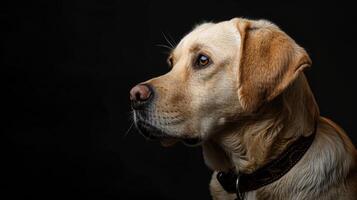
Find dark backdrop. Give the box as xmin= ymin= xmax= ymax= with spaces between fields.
xmin=3 ymin=1 xmax=357 ymax=199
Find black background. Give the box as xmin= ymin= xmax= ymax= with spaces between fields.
xmin=3 ymin=1 xmax=357 ymax=199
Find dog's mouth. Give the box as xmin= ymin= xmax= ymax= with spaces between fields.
xmin=135 ymin=120 xmax=164 ymax=140
xmin=134 ymin=120 xmax=201 ymax=147
xmin=181 ymin=138 xmax=202 ymax=147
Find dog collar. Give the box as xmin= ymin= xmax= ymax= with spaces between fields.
xmin=216 ymin=122 xmax=317 ymax=200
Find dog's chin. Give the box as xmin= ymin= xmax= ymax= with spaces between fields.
xmin=161 ymin=138 xmax=202 ymax=147
xmin=160 ymin=138 xmax=179 ymax=147
xmin=135 ymin=121 xmax=201 ymax=147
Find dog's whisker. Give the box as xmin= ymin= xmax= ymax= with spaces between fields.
xmin=155 ymin=44 xmax=173 ymax=50
xmin=162 ymin=32 xmax=175 ymax=48
xmin=167 ymin=33 xmax=177 ymax=47
xmin=123 ymin=122 xmax=134 ymax=138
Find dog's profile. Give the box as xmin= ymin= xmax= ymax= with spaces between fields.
xmin=129 ymin=18 xmax=357 ymax=200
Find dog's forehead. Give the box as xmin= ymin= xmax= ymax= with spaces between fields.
xmin=174 ymin=20 xmax=241 ymax=56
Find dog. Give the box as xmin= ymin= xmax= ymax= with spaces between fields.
xmin=129 ymin=18 xmax=357 ymax=200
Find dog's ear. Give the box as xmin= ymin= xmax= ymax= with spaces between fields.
xmin=235 ymin=19 xmax=312 ymax=113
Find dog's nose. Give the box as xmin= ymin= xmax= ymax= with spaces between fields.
xmin=130 ymin=84 xmax=153 ymax=109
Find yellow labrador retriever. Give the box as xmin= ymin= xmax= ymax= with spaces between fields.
xmin=129 ymin=18 xmax=357 ymax=200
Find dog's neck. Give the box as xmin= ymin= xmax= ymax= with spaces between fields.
xmin=203 ymin=75 xmax=320 ymax=174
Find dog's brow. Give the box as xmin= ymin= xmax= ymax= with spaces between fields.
xmin=189 ymin=43 xmax=204 ymax=52
xmin=189 ymin=43 xmax=213 ymax=54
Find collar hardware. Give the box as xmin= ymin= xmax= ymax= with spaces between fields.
xmin=235 ymin=173 xmax=244 ymax=200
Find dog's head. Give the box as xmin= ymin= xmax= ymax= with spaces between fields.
xmin=130 ymin=18 xmax=311 ymax=147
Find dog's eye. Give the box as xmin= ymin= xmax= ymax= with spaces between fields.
xmin=196 ymin=54 xmax=210 ymax=68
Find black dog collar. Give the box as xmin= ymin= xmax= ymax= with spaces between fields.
xmin=217 ymin=123 xmax=317 ymax=200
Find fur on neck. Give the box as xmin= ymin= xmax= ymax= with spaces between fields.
xmin=203 ymin=74 xmax=320 ymax=173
